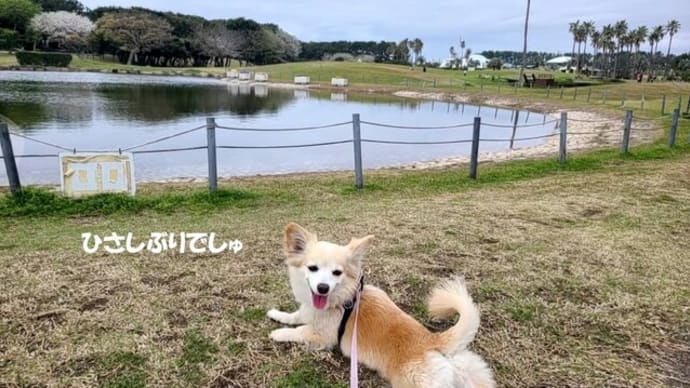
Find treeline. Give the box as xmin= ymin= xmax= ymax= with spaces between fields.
xmin=0 ymin=0 xmax=301 ymax=66
xmin=88 ymin=8 xmax=300 ymax=66
xmin=299 ymin=41 xmax=393 ymax=62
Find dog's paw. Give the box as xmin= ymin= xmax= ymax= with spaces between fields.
xmin=269 ymin=328 xmax=297 ymax=342
xmin=267 ymin=308 xmax=287 ymax=322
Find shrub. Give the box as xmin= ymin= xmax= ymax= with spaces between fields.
xmin=0 ymin=28 xmax=18 ymax=50
xmin=15 ymin=51 xmax=72 ymax=67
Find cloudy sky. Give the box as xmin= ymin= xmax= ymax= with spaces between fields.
xmin=82 ymin=0 xmax=689 ymax=61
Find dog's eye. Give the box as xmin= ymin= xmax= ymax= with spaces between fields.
xmin=332 ymin=270 xmax=343 ymax=276
xmin=307 ymin=265 xmax=318 ymax=272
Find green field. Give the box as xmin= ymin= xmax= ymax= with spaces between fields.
xmin=2 ymin=51 xmax=690 ymax=387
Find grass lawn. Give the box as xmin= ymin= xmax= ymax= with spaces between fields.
xmin=1 ymin=52 xmax=690 ymax=387
xmin=1 ymin=136 xmax=690 ymax=387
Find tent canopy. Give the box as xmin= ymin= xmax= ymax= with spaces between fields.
xmin=546 ymin=56 xmax=573 ymax=65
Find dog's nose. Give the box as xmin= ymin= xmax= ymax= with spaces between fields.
xmin=316 ymin=283 xmax=329 ymax=294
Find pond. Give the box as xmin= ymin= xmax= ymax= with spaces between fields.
xmin=0 ymin=71 xmax=556 ymax=185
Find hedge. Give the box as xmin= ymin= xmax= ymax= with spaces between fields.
xmin=15 ymin=51 xmax=72 ymax=67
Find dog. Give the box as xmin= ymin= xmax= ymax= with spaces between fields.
xmin=267 ymin=223 xmax=495 ymax=388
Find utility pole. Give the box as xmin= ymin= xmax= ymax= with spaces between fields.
xmin=517 ymin=0 xmax=531 ymax=86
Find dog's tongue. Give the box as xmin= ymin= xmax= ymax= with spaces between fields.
xmin=312 ymin=294 xmax=328 ymax=309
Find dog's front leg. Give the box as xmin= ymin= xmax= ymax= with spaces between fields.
xmin=267 ymin=304 xmax=307 ymax=325
xmin=269 ymin=325 xmax=330 ymax=349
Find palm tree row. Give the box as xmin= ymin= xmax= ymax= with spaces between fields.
xmin=568 ymin=19 xmax=681 ymax=79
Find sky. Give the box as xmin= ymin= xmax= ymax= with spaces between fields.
xmin=81 ymin=0 xmax=690 ymax=61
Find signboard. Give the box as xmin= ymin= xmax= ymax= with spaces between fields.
xmin=59 ymin=152 xmax=135 ymax=197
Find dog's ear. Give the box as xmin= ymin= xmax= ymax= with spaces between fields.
xmin=284 ymin=223 xmax=317 ymax=256
xmin=347 ymin=235 xmax=374 ymax=260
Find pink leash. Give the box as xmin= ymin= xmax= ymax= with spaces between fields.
xmin=350 ymin=287 xmax=361 ymax=387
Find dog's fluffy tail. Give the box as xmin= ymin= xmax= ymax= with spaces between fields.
xmin=427 ymin=277 xmax=480 ymax=355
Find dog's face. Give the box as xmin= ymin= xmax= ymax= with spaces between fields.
xmin=284 ymin=223 xmax=373 ymax=310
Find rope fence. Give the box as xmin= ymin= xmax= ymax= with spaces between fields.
xmin=215 ymin=121 xmax=352 ymax=132
xmin=0 ymin=108 xmax=684 ymax=193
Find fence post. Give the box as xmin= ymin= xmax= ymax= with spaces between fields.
xmin=669 ymin=108 xmax=680 ymax=148
xmin=559 ymin=112 xmax=568 ymax=164
xmin=498 ymin=84 xmax=501 ymax=94
xmin=587 ymin=87 xmax=592 ymax=102
xmin=469 ymin=117 xmax=481 ymax=180
xmin=0 ymin=123 xmax=21 ymax=195
xmin=206 ymin=117 xmax=217 ymax=192
xmin=433 ymin=78 xmax=436 ymax=88
xmin=573 ymin=88 xmax=578 ymax=100
xmin=352 ymin=113 xmax=363 ymax=189
xmin=546 ymin=85 xmax=551 ymax=98
xmin=559 ymin=86 xmax=564 ymax=99
xmin=686 ymin=94 xmax=690 ymax=114
xmin=661 ymin=94 xmax=666 ymax=115
xmin=641 ymin=93 xmax=645 ymax=110
xmin=621 ymin=92 xmax=626 ymax=106
xmin=602 ymin=89 xmax=608 ymax=104
xmin=621 ymin=110 xmax=632 ymax=154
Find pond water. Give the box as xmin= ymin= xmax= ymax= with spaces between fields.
xmin=0 ymin=71 xmax=556 ymax=185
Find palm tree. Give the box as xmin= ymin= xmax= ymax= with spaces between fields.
xmin=407 ymin=38 xmax=423 ymax=68
xmin=632 ymin=26 xmax=648 ymax=73
xmin=575 ymin=24 xmax=587 ymax=72
xmin=590 ymin=30 xmax=601 ymax=71
xmin=569 ymin=20 xmax=580 ymax=71
xmin=612 ymin=20 xmax=628 ymax=78
xmin=601 ymin=24 xmax=615 ymax=77
xmin=518 ymin=0 xmax=530 ymax=86
xmin=664 ymin=20 xmax=680 ymax=77
xmin=412 ymin=38 xmax=423 ymax=66
xmin=581 ymin=21 xmax=595 ymax=73
xmin=648 ymin=25 xmax=665 ymax=77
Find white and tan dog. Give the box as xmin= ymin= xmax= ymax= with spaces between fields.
xmin=268 ymin=223 xmax=494 ymax=388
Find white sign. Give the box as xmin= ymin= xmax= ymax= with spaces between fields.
xmin=59 ymin=152 xmax=135 ymax=197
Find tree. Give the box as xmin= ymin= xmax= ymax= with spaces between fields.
xmin=580 ymin=20 xmax=595 ymax=72
xmin=487 ymin=57 xmax=502 ymax=70
xmin=95 ymin=11 xmax=173 ymax=65
xmin=631 ymin=26 xmax=647 ymax=73
xmin=391 ymin=38 xmax=409 ymax=65
xmin=30 ymin=0 xmax=85 ymax=13
xmin=449 ymin=45 xmax=457 ymax=68
xmin=193 ymin=22 xmax=242 ymax=66
xmin=664 ymin=20 xmax=680 ymax=77
xmin=612 ymin=20 xmax=628 ymax=78
xmin=29 ymin=11 xmax=93 ymax=50
xmin=0 ymin=0 xmax=40 ymax=32
xmin=409 ymin=37 xmax=422 ymax=67
xmin=568 ymin=20 xmax=580 ymax=70
xmin=648 ymin=25 xmax=664 ymax=77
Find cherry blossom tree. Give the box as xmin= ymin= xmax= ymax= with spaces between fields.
xmin=29 ymin=11 xmax=94 ymax=50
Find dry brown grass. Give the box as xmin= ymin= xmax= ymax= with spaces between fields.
xmin=1 ymin=152 xmax=690 ymax=387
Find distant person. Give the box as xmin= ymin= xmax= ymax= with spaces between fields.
xmin=423 ymin=65 xmax=427 ymax=72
